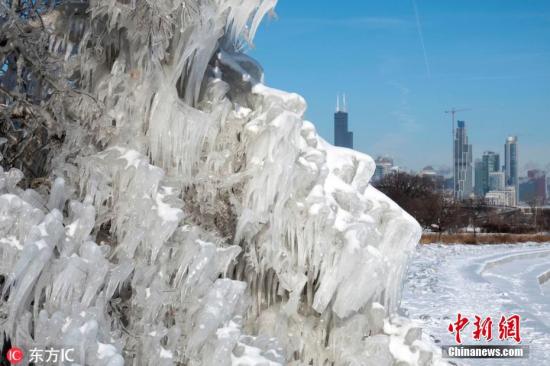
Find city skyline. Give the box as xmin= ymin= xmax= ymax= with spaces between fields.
xmin=251 ymin=0 xmax=550 ymax=172
xmin=372 ymin=131 xmax=544 ymax=206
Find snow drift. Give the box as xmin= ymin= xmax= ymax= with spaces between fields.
xmin=1 ymin=1 xmax=443 ymax=364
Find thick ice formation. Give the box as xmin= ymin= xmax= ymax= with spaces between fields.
xmin=1 ymin=1 xmax=444 ymax=365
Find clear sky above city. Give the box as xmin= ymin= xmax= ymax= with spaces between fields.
xmin=250 ymin=0 xmax=550 ymax=174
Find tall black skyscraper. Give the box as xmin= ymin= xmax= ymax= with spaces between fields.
xmin=334 ymin=94 xmax=353 ymax=149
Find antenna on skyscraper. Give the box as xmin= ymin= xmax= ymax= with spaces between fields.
xmin=336 ymin=93 xmax=340 ymax=112
xmin=343 ymin=93 xmax=347 ymax=112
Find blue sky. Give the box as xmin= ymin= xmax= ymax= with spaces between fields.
xmin=250 ymin=0 xmax=550 ymax=174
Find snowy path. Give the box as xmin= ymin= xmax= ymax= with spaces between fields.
xmin=401 ymin=243 xmax=550 ymax=365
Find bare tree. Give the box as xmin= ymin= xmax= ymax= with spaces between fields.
xmin=0 ymin=1 xmax=83 ymax=183
xmin=375 ymin=172 xmax=493 ymax=237
xmin=375 ymin=172 xmax=457 ymax=231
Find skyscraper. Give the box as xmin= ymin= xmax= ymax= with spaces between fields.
xmin=489 ymin=171 xmax=505 ymax=191
xmin=454 ymin=120 xmax=473 ymax=200
xmin=483 ymin=151 xmax=500 ymax=174
xmin=474 ymin=151 xmax=500 ymax=197
xmin=505 ymin=136 xmax=519 ymax=201
xmin=474 ymin=159 xmax=485 ymax=197
xmin=334 ymin=94 xmax=353 ymax=149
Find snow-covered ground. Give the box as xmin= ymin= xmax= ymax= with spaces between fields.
xmin=401 ymin=243 xmax=550 ymax=365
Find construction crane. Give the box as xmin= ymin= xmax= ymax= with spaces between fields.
xmin=445 ymin=108 xmax=470 ymax=137
xmin=445 ymin=108 xmax=470 ymax=200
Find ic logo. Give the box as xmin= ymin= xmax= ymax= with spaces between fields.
xmin=6 ymin=347 xmax=24 ymax=365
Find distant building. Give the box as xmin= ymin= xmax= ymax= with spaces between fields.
xmin=485 ymin=186 xmax=517 ymax=207
xmin=505 ymin=136 xmax=519 ymax=202
xmin=519 ymin=177 xmax=531 ymax=203
xmin=519 ymin=169 xmax=547 ymax=204
xmin=444 ymin=177 xmax=454 ymax=191
xmin=484 ymin=151 xmax=500 ymax=171
xmin=529 ymin=170 xmax=547 ymax=203
xmin=373 ymin=156 xmax=394 ymax=182
xmin=420 ymin=166 xmax=445 ymax=189
xmin=454 ymin=120 xmax=473 ymax=200
xmin=435 ymin=166 xmax=452 ymax=178
xmin=488 ymin=171 xmax=505 ymax=191
xmin=482 ymin=151 xmax=500 ymax=192
xmin=474 ymin=160 xmax=484 ymax=197
xmin=419 ymin=165 xmax=438 ymax=178
xmin=475 ymin=151 xmax=500 ymax=197
xmin=334 ymin=94 xmax=353 ymax=149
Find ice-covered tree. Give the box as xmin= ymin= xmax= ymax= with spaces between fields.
xmin=1 ymin=1 xmax=444 ymax=364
